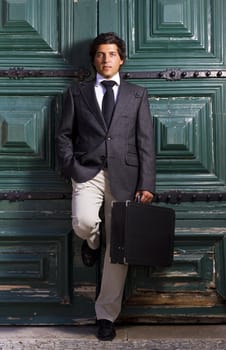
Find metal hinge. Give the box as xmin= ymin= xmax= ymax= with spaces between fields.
xmin=0 ymin=67 xmax=90 ymax=81
xmin=1 ymin=67 xmax=226 ymax=81
xmin=0 ymin=190 xmax=226 ymax=203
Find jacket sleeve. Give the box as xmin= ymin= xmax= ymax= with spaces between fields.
xmin=136 ymin=88 xmax=156 ymax=193
xmin=55 ymin=86 xmax=78 ymax=178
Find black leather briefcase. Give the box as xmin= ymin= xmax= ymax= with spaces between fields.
xmin=110 ymin=201 xmax=175 ymax=266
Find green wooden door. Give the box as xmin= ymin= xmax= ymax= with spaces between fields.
xmin=0 ymin=0 xmax=226 ymax=324
xmin=104 ymin=0 xmax=226 ymax=323
xmin=0 ymin=0 xmax=98 ymax=324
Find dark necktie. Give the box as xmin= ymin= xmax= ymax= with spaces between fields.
xmin=101 ymin=80 xmax=116 ymax=127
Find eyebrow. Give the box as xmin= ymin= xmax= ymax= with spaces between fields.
xmin=96 ymin=50 xmax=118 ymax=54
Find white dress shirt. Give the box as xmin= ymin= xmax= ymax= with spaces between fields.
xmin=94 ymin=72 xmax=120 ymax=111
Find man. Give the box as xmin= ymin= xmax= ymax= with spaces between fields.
xmin=56 ymin=32 xmax=155 ymax=341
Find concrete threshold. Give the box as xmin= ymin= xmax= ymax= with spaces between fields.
xmin=0 ymin=325 xmax=225 ymax=349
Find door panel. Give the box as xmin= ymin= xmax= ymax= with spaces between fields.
xmin=0 ymin=221 xmax=69 ymax=304
xmin=125 ymin=0 xmax=224 ymax=68
xmin=149 ymin=81 xmax=226 ymax=189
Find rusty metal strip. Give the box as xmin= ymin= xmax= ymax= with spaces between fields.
xmin=0 ymin=68 xmax=90 ymax=80
xmin=153 ymin=191 xmax=226 ymax=204
xmin=0 ymin=191 xmax=226 ymax=203
xmin=0 ymin=192 xmax=71 ymax=201
xmin=122 ymin=69 xmax=226 ymax=81
xmin=1 ymin=68 xmax=226 ymax=81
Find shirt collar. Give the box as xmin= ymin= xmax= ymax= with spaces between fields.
xmin=96 ymin=72 xmax=120 ymax=86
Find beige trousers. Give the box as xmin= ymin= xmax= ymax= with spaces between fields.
xmin=71 ymin=170 xmax=128 ymax=322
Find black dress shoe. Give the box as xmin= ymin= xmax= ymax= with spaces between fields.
xmin=97 ymin=319 xmax=116 ymax=341
xmin=81 ymin=240 xmax=99 ymax=267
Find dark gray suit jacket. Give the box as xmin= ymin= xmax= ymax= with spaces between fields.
xmin=56 ymin=78 xmax=155 ymax=201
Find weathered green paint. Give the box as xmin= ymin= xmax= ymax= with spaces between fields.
xmin=0 ymin=0 xmax=226 ymax=324
xmin=216 ymin=235 xmax=226 ymax=299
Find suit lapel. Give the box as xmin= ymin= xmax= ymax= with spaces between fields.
xmin=79 ymin=80 xmax=107 ymax=131
xmin=79 ymin=79 xmax=137 ymax=132
xmin=109 ymin=80 xmax=134 ymax=129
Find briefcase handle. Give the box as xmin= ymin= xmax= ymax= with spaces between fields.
xmin=135 ymin=192 xmax=155 ymax=204
xmin=135 ymin=194 xmax=141 ymax=203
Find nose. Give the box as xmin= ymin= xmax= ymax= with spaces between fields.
xmin=103 ymin=53 xmax=110 ymax=62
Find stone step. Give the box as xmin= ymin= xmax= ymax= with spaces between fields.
xmin=0 ymin=325 xmax=226 ymax=350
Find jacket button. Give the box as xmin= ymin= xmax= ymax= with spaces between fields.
xmin=107 ymin=137 xmax=111 ymax=141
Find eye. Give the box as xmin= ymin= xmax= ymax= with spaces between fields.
xmin=95 ymin=52 xmax=104 ymax=58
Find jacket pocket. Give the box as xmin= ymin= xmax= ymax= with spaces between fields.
xmin=125 ymin=153 xmax=139 ymax=166
xmin=125 ymin=144 xmax=139 ymax=166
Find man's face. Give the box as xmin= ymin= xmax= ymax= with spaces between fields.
xmin=93 ymin=44 xmax=124 ymax=79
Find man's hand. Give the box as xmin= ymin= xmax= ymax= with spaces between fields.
xmin=135 ymin=190 xmax=154 ymax=203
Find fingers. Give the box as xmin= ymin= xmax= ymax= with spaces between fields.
xmin=135 ymin=191 xmax=154 ymax=203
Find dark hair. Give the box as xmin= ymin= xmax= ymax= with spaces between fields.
xmin=89 ymin=32 xmax=126 ymax=63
